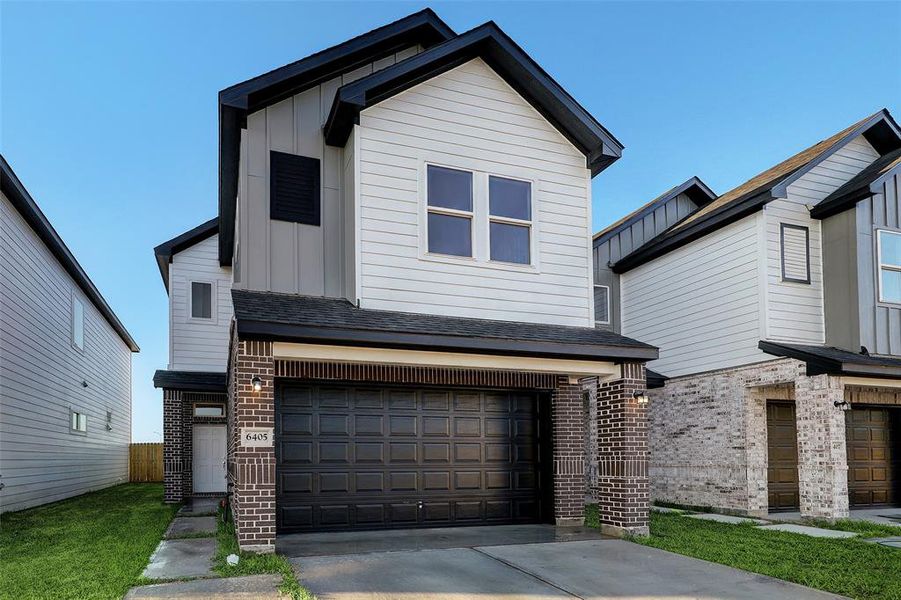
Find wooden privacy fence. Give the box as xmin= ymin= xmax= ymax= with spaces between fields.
xmin=130 ymin=443 xmax=163 ymax=482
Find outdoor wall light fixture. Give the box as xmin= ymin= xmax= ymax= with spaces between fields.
xmin=251 ymin=376 xmax=263 ymax=393
xmin=633 ymin=390 xmax=649 ymax=405
xmin=834 ymin=400 xmax=850 ymax=411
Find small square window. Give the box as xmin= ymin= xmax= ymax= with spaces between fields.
xmin=70 ymin=411 xmax=87 ymax=433
xmin=194 ymin=404 xmax=224 ymax=417
xmin=191 ymin=282 xmax=213 ymax=319
xmin=71 ymin=295 xmax=84 ymax=350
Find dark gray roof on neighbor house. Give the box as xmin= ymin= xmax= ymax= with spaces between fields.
xmin=613 ymin=109 xmax=901 ymax=274
xmin=646 ymin=369 xmax=668 ymax=389
xmin=218 ymin=9 xmax=456 ymax=265
xmin=153 ymin=217 xmax=219 ymax=292
xmin=1 ymin=155 xmax=139 ymax=352
xmin=592 ymin=177 xmax=716 ymax=245
xmin=758 ymin=341 xmax=901 ymax=379
xmin=153 ymin=370 xmax=227 ymax=392
xmin=232 ymin=289 xmax=658 ymax=362
xmin=811 ymin=147 xmax=901 ymax=220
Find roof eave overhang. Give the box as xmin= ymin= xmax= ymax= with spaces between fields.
xmin=810 ymin=188 xmax=876 ymax=220
xmin=612 ymin=189 xmax=775 ymax=274
xmin=217 ymin=11 xmax=455 ymax=266
xmin=153 ymin=218 xmax=219 ymax=292
xmin=152 ymin=370 xmax=228 ymax=392
xmin=236 ymin=319 xmax=659 ymax=363
xmin=322 ymin=23 xmax=623 ymax=177
xmin=758 ymin=341 xmax=901 ymax=380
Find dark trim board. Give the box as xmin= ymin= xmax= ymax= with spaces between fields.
xmin=218 ymin=9 xmax=456 ymax=266
xmin=759 ymin=341 xmax=901 ymax=379
xmin=779 ymin=223 xmax=811 ymax=284
xmin=153 ymin=369 xmax=228 ymax=392
xmin=153 ymin=217 xmax=219 ymax=291
xmin=811 ymin=148 xmax=901 ymax=220
xmin=1 ymin=154 xmax=139 ymax=352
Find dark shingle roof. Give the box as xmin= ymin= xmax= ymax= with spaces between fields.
xmin=153 ymin=370 xmax=227 ymax=392
xmin=232 ymin=289 xmax=657 ymax=362
xmin=812 ymin=148 xmax=901 ymax=219
xmin=758 ymin=341 xmax=901 ymax=379
xmin=153 ymin=217 xmax=218 ymax=292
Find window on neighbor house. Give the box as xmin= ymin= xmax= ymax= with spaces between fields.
xmin=426 ymin=165 xmax=473 ymax=257
xmin=878 ymin=230 xmax=901 ymax=304
xmin=71 ymin=295 xmax=84 ymax=350
xmin=191 ymin=282 xmax=213 ymax=319
xmin=780 ymin=223 xmax=810 ymax=284
xmin=70 ymin=410 xmax=87 ymax=433
xmin=594 ymin=285 xmax=610 ymax=325
xmin=489 ymin=176 xmax=531 ymax=265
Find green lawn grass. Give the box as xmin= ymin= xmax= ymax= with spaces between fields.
xmin=212 ymin=507 xmax=314 ymax=600
xmin=593 ymin=508 xmax=901 ymax=600
xmin=0 ymin=483 xmax=178 ymax=600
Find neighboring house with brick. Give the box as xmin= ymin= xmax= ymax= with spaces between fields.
xmin=596 ymin=109 xmax=901 ymax=519
xmin=153 ymin=9 xmax=659 ymax=553
xmin=0 ymin=155 xmax=139 ymax=513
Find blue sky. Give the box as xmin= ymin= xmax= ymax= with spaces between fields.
xmin=2 ymin=1 xmax=898 ymax=442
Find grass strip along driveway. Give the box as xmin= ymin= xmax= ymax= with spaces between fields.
xmin=0 ymin=484 xmax=177 ymax=600
xmin=586 ymin=506 xmax=901 ymax=600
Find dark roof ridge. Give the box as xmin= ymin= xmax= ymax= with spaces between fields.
xmin=153 ymin=217 xmax=219 ymax=291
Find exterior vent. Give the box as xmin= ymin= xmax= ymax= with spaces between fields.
xmin=270 ymin=151 xmax=320 ymax=226
xmin=780 ymin=223 xmax=810 ymax=284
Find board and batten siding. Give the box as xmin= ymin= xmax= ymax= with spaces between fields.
xmin=764 ymin=134 xmax=880 ymax=345
xmin=621 ymin=214 xmax=766 ymax=377
xmin=0 ymin=192 xmax=132 ymax=513
xmin=168 ymin=234 xmax=233 ymax=372
xmin=234 ymin=45 xmax=422 ymax=299
xmin=355 ymin=58 xmax=594 ymax=326
xmin=593 ymin=192 xmax=702 ymax=333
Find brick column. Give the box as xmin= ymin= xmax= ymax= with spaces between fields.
xmin=163 ymin=389 xmax=184 ymax=503
xmin=795 ymin=374 xmax=849 ymax=519
xmin=595 ymin=363 xmax=649 ymax=536
xmin=231 ymin=339 xmax=276 ymax=552
xmin=551 ymin=377 xmax=585 ymax=526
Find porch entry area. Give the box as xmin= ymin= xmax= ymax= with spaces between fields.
xmin=193 ymin=425 xmax=227 ymax=494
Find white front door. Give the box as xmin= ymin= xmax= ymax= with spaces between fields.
xmin=193 ymin=425 xmax=227 ymax=493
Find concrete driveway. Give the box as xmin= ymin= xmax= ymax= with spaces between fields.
xmin=285 ymin=525 xmax=844 ymax=600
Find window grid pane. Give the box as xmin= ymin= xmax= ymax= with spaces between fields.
xmin=489 ymin=176 xmax=531 ymax=220
xmin=72 ymin=297 xmax=84 ymax=350
xmin=880 ymin=268 xmax=901 ymax=303
xmin=489 ymin=222 xmax=530 ymax=264
xmin=880 ymin=230 xmax=901 ymax=267
xmin=427 ymin=212 xmax=472 ymax=257
xmin=191 ymin=282 xmax=213 ymax=319
xmin=427 ymin=165 xmax=472 ymax=212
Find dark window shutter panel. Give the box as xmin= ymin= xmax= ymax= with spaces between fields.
xmin=270 ymin=151 xmax=320 ymax=226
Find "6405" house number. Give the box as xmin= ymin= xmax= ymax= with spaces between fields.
xmin=241 ymin=427 xmax=273 ymax=447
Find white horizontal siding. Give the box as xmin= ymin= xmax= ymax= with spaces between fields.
xmin=621 ymin=214 xmax=766 ymax=376
xmin=765 ymin=134 xmax=879 ymax=344
xmin=169 ymin=235 xmax=233 ymax=372
xmin=356 ymin=58 xmax=593 ymax=326
xmin=0 ymin=193 xmax=132 ymax=513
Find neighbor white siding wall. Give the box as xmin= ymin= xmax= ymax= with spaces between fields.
xmin=168 ymin=234 xmax=233 ymax=372
xmin=621 ymin=214 xmax=766 ymax=377
xmin=355 ymin=58 xmax=593 ymax=326
xmin=235 ymin=45 xmax=422 ymax=298
xmin=0 ymin=192 xmax=132 ymax=512
xmin=764 ymin=134 xmax=879 ymax=344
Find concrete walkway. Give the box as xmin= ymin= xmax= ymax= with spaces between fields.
xmin=293 ymin=538 xmax=845 ymax=600
xmin=127 ymin=575 xmax=285 ymax=600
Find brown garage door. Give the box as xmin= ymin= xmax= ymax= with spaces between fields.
xmin=767 ymin=401 xmax=799 ymax=511
xmin=275 ymin=383 xmax=548 ymax=533
xmin=846 ymin=407 xmax=899 ymax=507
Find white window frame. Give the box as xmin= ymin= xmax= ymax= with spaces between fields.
xmin=419 ymin=159 xmax=540 ymax=272
xmin=71 ymin=293 xmax=85 ymax=351
xmin=424 ymin=164 xmax=475 ymax=260
xmin=877 ymin=229 xmax=901 ymax=305
xmin=488 ymin=174 xmax=533 ymax=266
xmin=594 ymin=284 xmax=611 ymax=325
xmin=188 ymin=280 xmax=217 ymax=323
xmin=70 ymin=409 xmax=87 ymax=434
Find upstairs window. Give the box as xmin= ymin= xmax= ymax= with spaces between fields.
xmin=191 ymin=282 xmax=213 ymax=320
xmin=878 ymin=230 xmax=901 ymax=304
xmin=71 ymin=295 xmax=84 ymax=350
xmin=489 ymin=176 xmax=531 ymax=265
xmin=780 ymin=224 xmax=810 ymax=284
xmin=426 ymin=165 xmax=473 ymax=257
xmin=594 ymin=285 xmax=610 ymax=325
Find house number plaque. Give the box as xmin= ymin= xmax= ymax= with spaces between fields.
xmin=241 ymin=427 xmax=273 ymax=447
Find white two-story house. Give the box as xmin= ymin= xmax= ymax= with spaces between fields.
xmin=596 ymin=110 xmax=901 ymax=519
xmin=153 ymin=9 xmax=659 ymax=553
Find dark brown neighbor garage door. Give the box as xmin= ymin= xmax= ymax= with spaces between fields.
xmin=846 ymin=407 xmax=899 ymax=507
xmin=767 ymin=401 xmax=800 ymax=511
xmin=275 ymin=383 xmax=547 ymax=533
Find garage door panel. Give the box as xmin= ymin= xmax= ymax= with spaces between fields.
xmin=846 ymin=407 xmax=899 ymax=507
xmin=276 ymin=384 xmax=545 ymax=533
